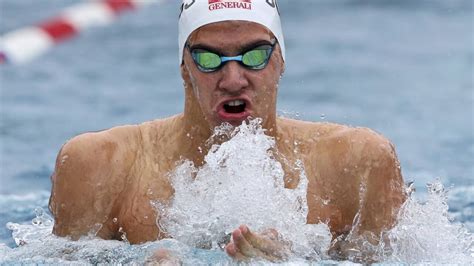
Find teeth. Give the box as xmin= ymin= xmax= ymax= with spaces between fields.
xmin=227 ymin=100 xmax=245 ymax=106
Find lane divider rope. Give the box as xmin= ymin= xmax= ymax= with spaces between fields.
xmin=0 ymin=0 xmax=159 ymax=65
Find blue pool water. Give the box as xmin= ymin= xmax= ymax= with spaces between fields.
xmin=0 ymin=0 xmax=473 ymax=263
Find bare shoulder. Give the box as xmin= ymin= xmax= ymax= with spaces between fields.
xmin=276 ymin=117 xmax=348 ymax=139
xmin=324 ymin=124 xmax=396 ymax=160
xmin=322 ymin=125 xmax=401 ymax=185
xmin=51 ymin=114 xmax=181 ymax=190
xmin=279 ymin=118 xmax=406 ymax=234
xmin=49 ymin=124 xmax=142 ymax=239
xmin=277 ymin=117 xmax=397 ymax=163
xmin=137 ymin=114 xmax=184 ymax=145
xmin=49 ymin=115 xmax=182 ymax=240
xmin=54 ymin=124 xmax=142 ymax=182
xmin=319 ymin=125 xmax=406 ymax=237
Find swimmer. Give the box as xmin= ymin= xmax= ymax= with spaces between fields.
xmin=49 ymin=0 xmax=406 ymax=262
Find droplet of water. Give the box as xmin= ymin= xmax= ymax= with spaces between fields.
xmin=118 ymin=227 xmax=129 ymax=244
xmin=147 ymin=188 xmax=154 ymax=196
xmin=88 ymin=223 xmax=103 ymax=237
xmin=406 ymin=181 xmax=416 ymax=196
xmin=32 ymin=207 xmax=52 ymax=227
xmin=427 ymin=180 xmax=445 ymax=195
xmin=34 ymin=207 xmax=44 ymax=217
xmin=6 ymin=222 xmax=18 ymax=231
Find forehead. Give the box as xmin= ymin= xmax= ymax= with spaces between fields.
xmin=188 ymin=21 xmax=273 ymax=48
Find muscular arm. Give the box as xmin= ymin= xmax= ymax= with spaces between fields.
xmin=48 ymin=126 xmax=139 ymax=240
xmin=326 ymin=128 xmax=406 ymax=261
xmin=354 ymin=131 xmax=405 ymax=234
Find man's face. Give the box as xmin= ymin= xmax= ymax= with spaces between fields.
xmin=182 ymin=21 xmax=284 ymax=129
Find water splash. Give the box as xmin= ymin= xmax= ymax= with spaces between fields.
xmin=6 ymin=207 xmax=52 ymax=247
xmin=2 ymin=207 xmax=229 ymax=264
xmin=377 ymin=180 xmax=473 ymax=264
xmin=334 ymin=180 xmax=473 ymax=264
xmin=154 ymin=118 xmax=332 ymax=260
xmin=1 ymin=185 xmax=472 ymax=264
xmin=1 ymin=120 xmax=472 ymax=264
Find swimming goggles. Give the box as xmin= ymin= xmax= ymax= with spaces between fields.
xmin=187 ymin=39 xmax=277 ymax=73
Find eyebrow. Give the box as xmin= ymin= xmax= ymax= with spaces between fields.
xmin=189 ymin=39 xmax=275 ymax=55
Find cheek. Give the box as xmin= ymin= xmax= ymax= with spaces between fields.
xmin=188 ymin=70 xmax=213 ymax=104
xmin=199 ymin=89 xmax=215 ymax=108
xmin=251 ymin=77 xmax=279 ymax=113
xmin=252 ymin=71 xmax=280 ymax=102
xmin=191 ymin=78 xmax=219 ymax=112
xmin=192 ymin=76 xmax=219 ymax=109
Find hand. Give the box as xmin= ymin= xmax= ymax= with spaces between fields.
xmin=225 ymin=225 xmax=291 ymax=262
xmin=145 ymin=248 xmax=181 ymax=266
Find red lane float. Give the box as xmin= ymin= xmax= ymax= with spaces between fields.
xmin=0 ymin=0 xmax=158 ymax=65
xmin=39 ymin=18 xmax=78 ymax=43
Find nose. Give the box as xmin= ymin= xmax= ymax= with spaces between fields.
xmin=217 ymin=61 xmax=249 ymax=95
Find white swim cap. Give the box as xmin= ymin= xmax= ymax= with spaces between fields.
xmin=178 ymin=0 xmax=285 ymax=64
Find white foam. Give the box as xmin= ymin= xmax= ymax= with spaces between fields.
xmin=154 ymin=119 xmax=332 ymax=259
xmin=377 ymin=180 xmax=474 ymax=263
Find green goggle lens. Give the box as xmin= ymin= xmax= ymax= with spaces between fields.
xmin=242 ymin=48 xmax=270 ymax=67
xmin=194 ymin=51 xmax=221 ymax=69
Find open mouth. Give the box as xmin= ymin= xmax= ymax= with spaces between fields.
xmin=223 ymin=100 xmax=247 ymax=114
xmin=217 ymin=98 xmax=251 ymax=122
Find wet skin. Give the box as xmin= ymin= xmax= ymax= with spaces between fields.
xmin=49 ymin=21 xmax=406 ymax=262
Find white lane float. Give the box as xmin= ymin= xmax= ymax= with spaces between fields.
xmin=0 ymin=0 xmax=159 ymax=65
